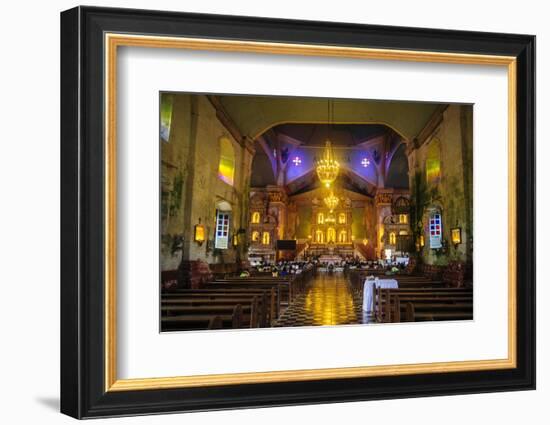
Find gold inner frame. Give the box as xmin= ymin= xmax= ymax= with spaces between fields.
xmin=104 ymin=33 xmax=517 ymax=392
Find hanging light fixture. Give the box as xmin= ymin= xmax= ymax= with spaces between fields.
xmin=316 ymin=141 xmax=340 ymax=188
xmin=316 ymin=99 xmax=340 ymax=188
xmin=323 ymin=190 xmax=339 ymax=212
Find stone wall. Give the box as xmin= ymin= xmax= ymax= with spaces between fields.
xmin=408 ymin=104 xmax=473 ymax=266
xmin=160 ymin=94 xmax=254 ymax=279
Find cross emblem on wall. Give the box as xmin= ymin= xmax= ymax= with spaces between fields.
xmin=361 ymin=157 xmax=370 ymax=167
xmin=292 ymin=156 xmax=302 ymax=166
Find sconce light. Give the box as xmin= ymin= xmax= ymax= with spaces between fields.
xmin=419 ymin=234 xmax=425 ymax=247
xmin=363 ymin=238 xmax=368 ymax=245
xmin=194 ymin=218 xmax=206 ymax=245
xmin=451 ymin=227 xmax=462 ymax=246
xmin=232 ymin=233 xmax=239 ymax=247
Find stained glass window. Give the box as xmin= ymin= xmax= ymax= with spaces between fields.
xmin=160 ymin=93 xmax=174 ymax=142
xmin=218 ymin=137 xmax=235 ymax=186
xmin=426 ymin=139 xmax=441 ymax=184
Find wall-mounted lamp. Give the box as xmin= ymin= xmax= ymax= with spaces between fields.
xmin=362 ymin=238 xmax=368 ymax=245
xmin=419 ymin=234 xmax=425 ymax=248
xmin=451 ymin=227 xmax=462 ymax=246
xmin=194 ymin=218 xmax=206 ymax=245
xmin=232 ymin=233 xmax=239 ymax=247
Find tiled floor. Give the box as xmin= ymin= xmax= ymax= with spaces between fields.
xmin=274 ymin=272 xmax=367 ymax=327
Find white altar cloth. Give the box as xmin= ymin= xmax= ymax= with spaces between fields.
xmin=362 ymin=278 xmax=399 ymax=313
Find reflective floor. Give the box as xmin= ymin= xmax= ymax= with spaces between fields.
xmin=274 ymin=272 xmax=365 ymax=327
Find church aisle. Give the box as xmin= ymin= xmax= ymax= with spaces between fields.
xmin=274 ymin=272 xmax=364 ymax=327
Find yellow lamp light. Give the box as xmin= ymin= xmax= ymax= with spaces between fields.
xmin=194 ymin=222 xmax=206 ymax=245
xmin=323 ymin=191 xmax=339 ymax=211
xmin=451 ymin=227 xmax=462 ymax=246
xmin=316 ymin=141 xmax=340 ymax=187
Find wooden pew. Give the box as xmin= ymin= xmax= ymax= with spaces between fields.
xmin=161 ymin=304 xmax=246 ymax=331
xmin=203 ymin=282 xmax=282 ymax=318
xmin=162 ymin=292 xmax=268 ymax=327
xmin=212 ymin=278 xmax=292 ymax=303
xmin=218 ymin=266 xmax=316 ymax=301
xmin=374 ymin=287 xmax=473 ymax=323
xmin=161 ymin=303 xmax=257 ymax=328
xmin=162 ymin=314 xmax=231 ymax=331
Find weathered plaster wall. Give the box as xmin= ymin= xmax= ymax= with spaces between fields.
xmin=408 ymin=104 xmax=473 ymax=265
xmin=160 ymin=95 xmax=253 ymax=272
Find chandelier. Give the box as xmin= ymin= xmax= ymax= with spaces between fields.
xmin=316 ymin=140 xmax=340 ymax=188
xmin=323 ymin=191 xmax=339 ymax=212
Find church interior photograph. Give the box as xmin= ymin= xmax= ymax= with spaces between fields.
xmin=159 ymin=93 xmax=473 ymax=332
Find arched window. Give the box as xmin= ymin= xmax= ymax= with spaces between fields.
xmin=399 ymin=214 xmax=408 ymax=224
xmin=251 ymin=231 xmax=260 ymax=242
xmin=251 ymin=211 xmax=260 ymax=224
xmin=338 ymin=213 xmax=346 ymax=224
xmin=426 ymin=138 xmax=441 ymax=184
xmin=389 ymin=232 xmax=397 ymax=245
xmin=315 ymin=230 xmax=324 ymax=243
xmin=327 ymin=228 xmax=336 ymax=243
xmin=218 ymin=137 xmax=235 ymax=186
xmin=338 ymin=230 xmax=347 ymax=243
xmin=160 ymin=93 xmax=174 ymax=142
xmin=428 ymin=211 xmax=443 ymax=249
xmin=214 ymin=201 xmax=232 ymax=249
xmin=317 ymin=213 xmax=324 ymax=224
xmin=262 ymin=232 xmax=270 ymax=245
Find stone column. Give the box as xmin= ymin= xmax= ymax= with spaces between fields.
xmin=375 ymin=190 xmax=394 ymax=259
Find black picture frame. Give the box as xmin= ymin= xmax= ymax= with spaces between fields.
xmin=60 ymin=5 xmax=535 ymax=419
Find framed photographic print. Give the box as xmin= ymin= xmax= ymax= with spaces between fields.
xmin=60 ymin=6 xmax=535 ymax=419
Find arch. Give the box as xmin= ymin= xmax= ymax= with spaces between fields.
xmin=338 ymin=229 xmax=347 ymax=243
xmin=327 ymin=227 xmax=336 ymax=243
xmin=250 ymin=149 xmax=276 ymax=187
xmin=386 ymin=144 xmax=410 ymax=189
xmin=338 ymin=213 xmax=346 ymax=224
xmin=216 ymin=200 xmax=232 ymax=211
xmin=251 ymin=211 xmax=260 ymax=224
xmin=315 ymin=230 xmax=324 ymax=243
xmin=262 ymin=231 xmax=270 ymax=245
xmin=218 ymin=137 xmax=235 ymax=186
xmin=251 ymin=231 xmax=260 ymax=242
xmin=317 ymin=212 xmax=324 ymax=224
xmin=389 ymin=232 xmax=397 ymax=245
xmin=216 ymin=95 xmax=440 ymax=141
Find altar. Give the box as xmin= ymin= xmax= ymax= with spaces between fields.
xmin=362 ymin=277 xmax=399 ymax=313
